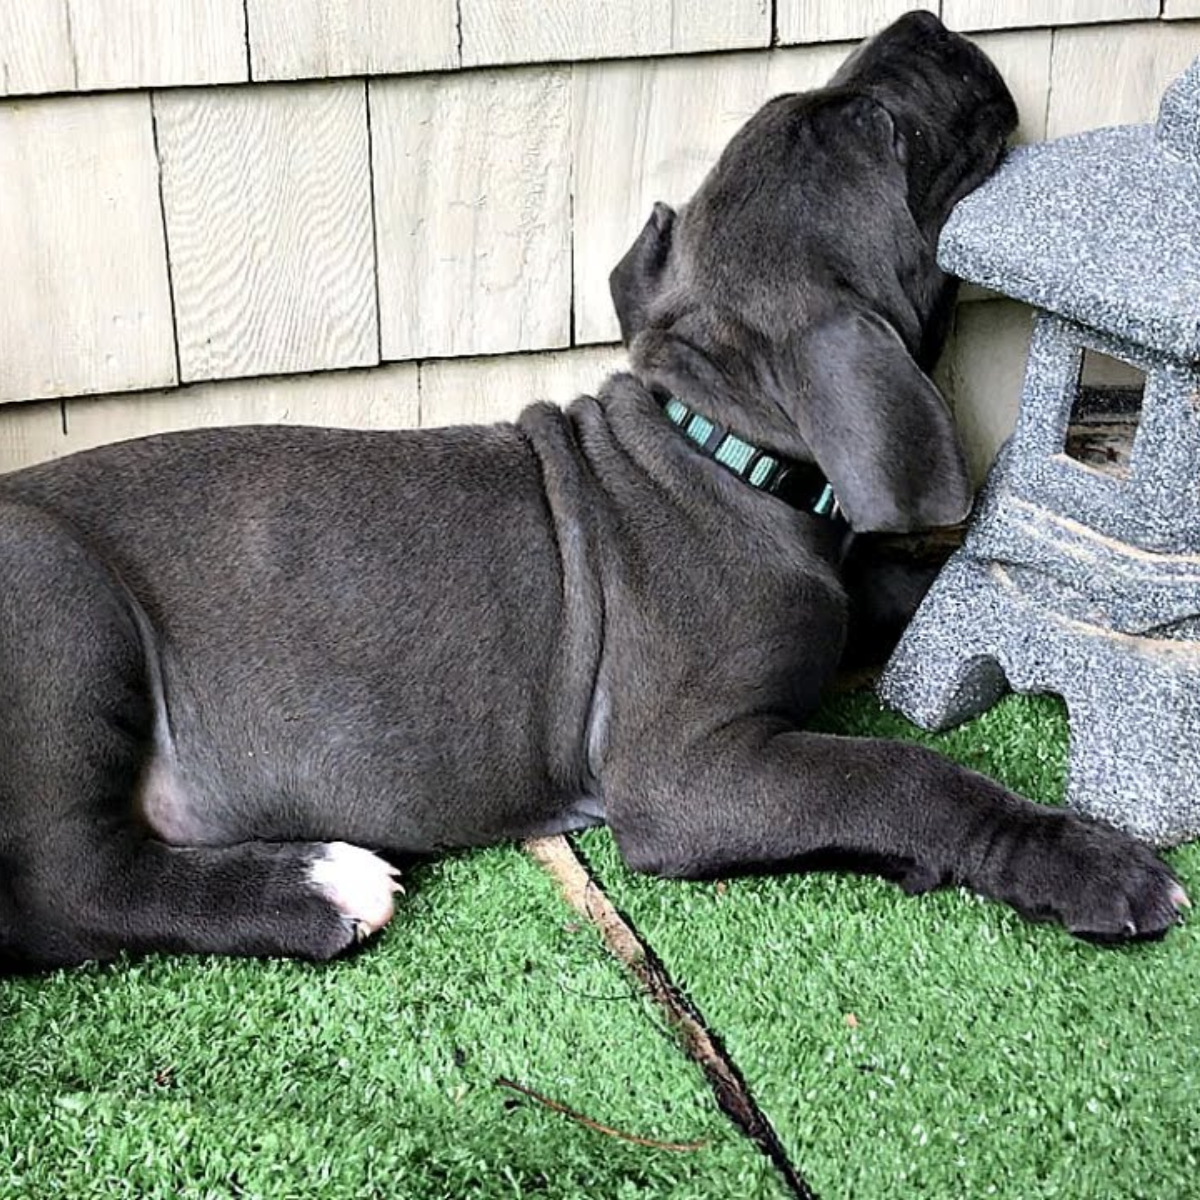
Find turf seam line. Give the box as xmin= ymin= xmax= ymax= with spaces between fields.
xmin=525 ymin=835 xmax=819 ymax=1200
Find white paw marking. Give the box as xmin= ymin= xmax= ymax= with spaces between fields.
xmin=309 ymin=842 xmax=402 ymax=939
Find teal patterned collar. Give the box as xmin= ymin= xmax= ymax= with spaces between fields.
xmin=659 ymin=393 xmax=840 ymax=520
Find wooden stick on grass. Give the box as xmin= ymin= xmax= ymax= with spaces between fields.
xmin=495 ymin=1075 xmax=708 ymax=1152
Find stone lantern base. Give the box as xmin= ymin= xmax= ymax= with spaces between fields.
xmin=881 ymin=553 xmax=1200 ymax=849
xmin=881 ymin=373 xmax=1200 ymax=850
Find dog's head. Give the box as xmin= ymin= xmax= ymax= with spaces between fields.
xmin=610 ymin=11 xmax=1017 ymax=533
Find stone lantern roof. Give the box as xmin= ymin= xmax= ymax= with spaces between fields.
xmin=936 ymin=56 xmax=1200 ymax=363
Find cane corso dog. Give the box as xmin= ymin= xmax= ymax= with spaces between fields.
xmin=0 ymin=12 xmax=1186 ymax=972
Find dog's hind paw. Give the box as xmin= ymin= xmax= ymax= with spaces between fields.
xmin=309 ymin=842 xmax=402 ymax=943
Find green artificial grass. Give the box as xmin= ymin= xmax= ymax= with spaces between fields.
xmin=0 ymin=849 xmax=774 ymax=1199
xmin=3 ymin=693 xmax=1197 ymax=1199
xmin=580 ymin=694 xmax=1200 ymax=1200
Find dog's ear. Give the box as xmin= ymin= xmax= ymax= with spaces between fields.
xmin=609 ymin=202 xmax=676 ymax=344
xmin=796 ymin=308 xmax=972 ymax=533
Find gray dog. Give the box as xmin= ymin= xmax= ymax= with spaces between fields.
xmin=0 ymin=12 xmax=1187 ymax=972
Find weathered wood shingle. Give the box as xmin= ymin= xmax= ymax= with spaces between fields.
xmin=461 ymin=0 xmax=769 ymax=68
xmin=420 ymin=345 xmax=626 ymax=426
xmin=372 ymin=68 xmax=572 ymax=360
xmin=778 ymin=0 xmax=933 ymax=45
xmin=972 ymin=30 xmax=1054 ymax=143
xmin=2 ymin=0 xmax=1197 ymax=488
xmin=937 ymin=300 xmax=1034 ymax=483
xmin=0 ymin=400 xmax=67 ymax=472
xmin=1048 ymin=19 xmax=1200 ymax=137
xmin=0 ymin=2 xmax=74 ymax=94
xmin=0 ymin=364 xmax=420 ymax=473
xmin=156 ymin=81 xmax=377 ymax=381
xmin=943 ymin=0 xmax=1157 ymax=32
xmin=0 ymin=0 xmax=247 ymax=95
xmin=0 ymin=94 xmax=176 ymax=403
xmin=246 ymin=0 xmax=458 ymax=81
xmin=63 ymin=363 xmax=419 ymax=455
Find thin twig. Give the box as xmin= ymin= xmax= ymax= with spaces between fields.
xmin=495 ymin=1076 xmax=708 ymax=1153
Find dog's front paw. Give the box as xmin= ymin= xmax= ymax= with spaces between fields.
xmin=1011 ymin=814 xmax=1188 ymax=943
xmin=308 ymin=842 xmax=403 ymax=945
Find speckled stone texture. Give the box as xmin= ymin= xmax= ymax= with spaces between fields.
xmin=879 ymin=57 xmax=1200 ymax=847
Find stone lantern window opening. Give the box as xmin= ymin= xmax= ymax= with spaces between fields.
xmin=1067 ymin=345 xmax=1146 ymax=478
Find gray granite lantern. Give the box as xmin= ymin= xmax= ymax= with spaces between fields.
xmin=879 ymin=57 xmax=1200 ymax=847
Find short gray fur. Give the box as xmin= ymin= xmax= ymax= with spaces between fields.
xmin=881 ymin=56 xmax=1200 ymax=847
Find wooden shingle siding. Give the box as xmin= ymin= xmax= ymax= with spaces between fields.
xmin=67 ymin=0 xmax=248 ymax=91
xmin=0 ymin=3 xmax=1192 ymax=96
xmin=460 ymin=0 xmax=769 ymax=68
xmin=971 ymin=30 xmax=1054 ymax=143
xmin=1047 ymin=20 xmax=1200 ymax=137
xmin=63 ymin=363 xmax=419 ymax=454
xmin=0 ymin=93 xmax=176 ymax=403
xmin=155 ymin=81 xmax=377 ymax=382
xmin=0 ymin=400 xmax=68 ymax=472
xmin=246 ymin=0 xmax=458 ymax=82
xmin=419 ymin=345 xmax=626 ymax=427
xmin=943 ymin=0 xmax=1157 ymax=33
xmin=2 ymin=3 xmax=1198 ymax=482
xmin=777 ymin=1 xmax=933 ymax=45
xmin=0 ymin=0 xmax=247 ymax=95
xmin=938 ymin=300 xmax=1033 ymax=483
xmin=0 ymin=3 xmax=74 ymax=94
xmin=0 ymin=310 xmax=1040 ymax=481
xmin=0 ymin=347 xmax=635 ymax=472
xmin=0 ymin=364 xmax=420 ymax=474
xmin=372 ymin=68 xmax=572 ymax=361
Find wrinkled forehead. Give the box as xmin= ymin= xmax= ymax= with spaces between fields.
xmin=671 ymin=84 xmax=911 ymax=293
xmin=681 ymin=85 xmax=902 ymax=214
xmin=692 ymin=11 xmax=1013 ymax=186
xmin=671 ymin=12 xmax=1016 ymax=269
xmin=830 ymin=10 xmax=1014 ymax=126
xmin=699 ymin=86 xmax=891 ymax=170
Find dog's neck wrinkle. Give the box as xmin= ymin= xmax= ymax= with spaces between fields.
xmin=591 ymin=372 xmax=848 ymax=570
xmin=629 ymin=325 xmax=815 ymax=466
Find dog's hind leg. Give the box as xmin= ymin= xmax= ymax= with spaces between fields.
xmin=0 ymin=501 xmax=398 ymax=971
